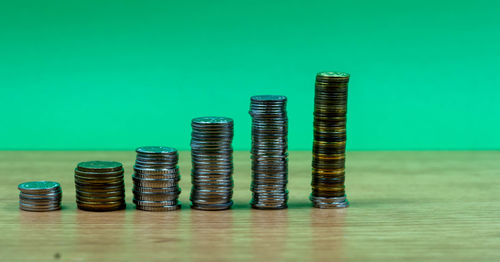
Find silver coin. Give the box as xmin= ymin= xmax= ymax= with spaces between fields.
xmin=136 ymin=146 xmax=177 ymax=155
xmin=133 ymin=199 xmax=179 ymax=207
xmin=136 ymin=204 xmax=181 ymax=212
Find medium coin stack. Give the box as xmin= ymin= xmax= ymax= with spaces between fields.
xmin=190 ymin=116 xmax=234 ymax=211
xmin=311 ymin=72 xmax=350 ymax=208
xmin=75 ymin=161 xmax=126 ymax=211
xmin=249 ymin=95 xmax=289 ymax=209
xmin=18 ymin=181 xmax=62 ymax=211
xmin=132 ymin=146 xmax=181 ymax=212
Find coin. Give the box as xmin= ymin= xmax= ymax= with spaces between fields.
xmin=77 ymin=161 xmax=123 ymax=172
xmin=76 ymin=189 xmax=124 ymax=198
xmin=18 ymin=181 xmax=62 ymax=212
xmin=133 ymin=173 xmax=180 ymax=180
xmin=249 ymin=95 xmax=288 ymax=209
xmin=311 ymin=72 xmax=350 ymax=208
xmin=74 ymin=169 xmax=124 ymax=177
xmin=133 ymin=166 xmax=179 ymax=175
xmin=191 ymin=201 xmax=233 ymax=211
xmin=75 ymin=161 xmax=125 ymax=211
xmin=75 ymin=184 xmax=124 ymax=192
xmin=132 ymin=176 xmax=179 ymax=188
xmin=133 ymin=199 xmax=179 ymax=207
xmin=76 ymin=194 xmax=125 ymax=202
xmin=19 ymin=202 xmax=61 ymax=212
xmin=136 ymin=205 xmax=181 ymax=212
xmin=74 ymin=174 xmax=124 ymax=184
xmin=20 ymin=192 xmax=62 ymax=200
xmin=192 ymin=116 xmax=233 ymax=124
xmin=76 ymin=200 xmax=125 ymax=212
xmin=133 ymin=146 xmax=181 ymax=211
xmin=136 ymin=146 xmax=177 ymax=155
xmin=190 ymin=116 xmax=234 ymax=211
xmin=18 ymin=181 xmax=60 ymax=193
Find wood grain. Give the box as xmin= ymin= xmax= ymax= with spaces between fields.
xmin=0 ymin=151 xmax=499 ymax=261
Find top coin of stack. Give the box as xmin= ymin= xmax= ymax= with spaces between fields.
xmin=18 ymin=181 xmax=62 ymax=212
xmin=190 ymin=116 xmax=234 ymax=211
xmin=74 ymin=161 xmax=126 ymax=211
xmin=249 ymin=95 xmax=289 ymax=209
xmin=311 ymin=72 xmax=350 ymax=208
xmin=132 ymin=146 xmax=181 ymax=211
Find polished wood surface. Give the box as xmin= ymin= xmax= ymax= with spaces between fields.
xmin=0 ymin=151 xmax=499 ymax=261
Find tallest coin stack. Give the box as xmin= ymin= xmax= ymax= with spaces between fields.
xmin=311 ymin=72 xmax=350 ymax=208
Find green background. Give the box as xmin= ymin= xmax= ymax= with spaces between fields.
xmin=1 ymin=0 xmax=499 ymax=150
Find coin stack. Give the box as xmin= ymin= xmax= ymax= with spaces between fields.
xmin=190 ymin=116 xmax=234 ymax=211
xmin=311 ymin=72 xmax=350 ymax=208
xmin=75 ymin=161 xmax=126 ymax=211
xmin=18 ymin=181 xmax=62 ymax=212
xmin=249 ymin=95 xmax=289 ymax=209
xmin=132 ymin=146 xmax=181 ymax=212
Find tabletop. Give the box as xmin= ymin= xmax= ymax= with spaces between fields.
xmin=0 ymin=151 xmax=499 ymax=261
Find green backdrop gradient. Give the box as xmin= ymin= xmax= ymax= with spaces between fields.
xmin=1 ymin=1 xmax=499 ymax=150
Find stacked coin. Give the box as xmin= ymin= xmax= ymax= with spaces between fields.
xmin=75 ymin=161 xmax=126 ymax=211
xmin=190 ymin=116 xmax=234 ymax=211
xmin=132 ymin=146 xmax=181 ymax=211
xmin=18 ymin=181 xmax=62 ymax=211
xmin=249 ymin=95 xmax=288 ymax=209
xmin=311 ymin=72 xmax=350 ymax=208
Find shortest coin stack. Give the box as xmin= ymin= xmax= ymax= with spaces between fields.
xmin=18 ymin=181 xmax=62 ymax=212
xmin=75 ymin=161 xmax=126 ymax=211
xmin=133 ymin=146 xmax=181 ymax=211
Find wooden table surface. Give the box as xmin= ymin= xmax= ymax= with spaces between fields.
xmin=0 ymin=151 xmax=499 ymax=261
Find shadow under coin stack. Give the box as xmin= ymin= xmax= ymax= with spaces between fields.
xmin=190 ymin=117 xmax=234 ymax=211
xmin=311 ymin=72 xmax=350 ymax=208
xmin=132 ymin=146 xmax=181 ymax=211
xmin=18 ymin=181 xmax=62 ymax=211
xmin=249 ymin=95 xmax=289 ymax=209
xmin=75 ymin=161 xmax=126 ymax=211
